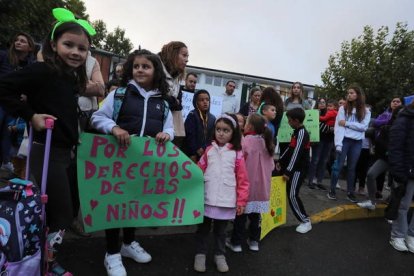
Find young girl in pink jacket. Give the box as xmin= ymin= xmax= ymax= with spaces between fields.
xmin=227 ymin=114 xmax=275 ymax=252
xmin=194 ymin=113 xmax=249 ymax=273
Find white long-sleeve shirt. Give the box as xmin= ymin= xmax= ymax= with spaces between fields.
xmin=91 ymin=80 xmax=174 ymax=140
xmin=334 ymin=106 xmax=371 ymax=151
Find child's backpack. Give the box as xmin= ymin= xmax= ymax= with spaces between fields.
xmin=112 ymin=87 xmax=170 ymax=124
xmin=0 ymin=178 xmax=42 ymax=275
xmin=0 ymin=119 xmax=55 ymax=275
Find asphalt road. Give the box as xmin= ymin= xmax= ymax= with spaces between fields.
xmin=59 ymin=218 xmax=414 ymax=276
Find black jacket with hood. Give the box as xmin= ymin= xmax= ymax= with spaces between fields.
xmin=184 ymin=90 xmax=216 ymax=157
xmin=388 ymin=105 xmax=414 ymax=184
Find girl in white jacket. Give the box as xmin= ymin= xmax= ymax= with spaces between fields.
xmin=327 ymin=84 xmax=371 ymax=202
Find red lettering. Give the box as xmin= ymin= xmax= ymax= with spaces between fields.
xmin=98 ymin=166 xmax=109 ymax=178
xmin=142 ymin=179 xmax=153 ymax=194
xmin=182 ymin=161 xmax=192 ymax=179
xmin=126 ymin=163 xmax=138 ymax=179
xmin=153 ymin=162 xmax=166 ymax=177
xmin=167 ymin=178 xmax=178 ymax=194
xmin=140 ymin=161 xmax=150 ymax=177
xmin=143 ymin=140 xmax=153 ymax=156
xmin=106 ymin=204 xmax=119 ymax=221
xmin=153 ymin=202 xmax=168 ymax=219
xmin=156 ymin=143 xmax=166 ymax=157
xmin=113 ymin=182 xmax=125 ymax=194
xmin=155 ymin=179 xmax=165 ymax=194
xmin=85 ymin=161 xmax=96 ymax=179
xmin=169 ymin=161 xmax=179 ymax=177
xmin=128 ymin=200 xmax=139 ymax=219
xmin=141 ymin=204 xmax=152 ymax=219
xmin=112 ymin=161 xmax=123 ymax=178
xmin=167 ymin=145 xmax=180 ymax=157
xmin=116 ymin=146 xmax=127 ymax=158
xmin=90 ymin=136 xmax=108 ymax=157
xmin=104 ymin=143 xmax=116 ymax=158
xmin=100 ymin=180 xmax=112 ymax=195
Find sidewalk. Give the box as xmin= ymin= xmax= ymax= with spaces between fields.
xmin=66 ymin=177 xmax=392 ymax=239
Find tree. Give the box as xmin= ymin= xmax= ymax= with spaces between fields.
xmin=91 ymin=20 xmax=107 ymax=49
xmin=104 ymin=27 xmax=133 ymax=57
xmin=64 ymin=0 xmax=89 ymax=20
xmin=317 ymin=23 xmax=414 ymax=114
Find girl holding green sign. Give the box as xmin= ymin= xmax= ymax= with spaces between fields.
xmin=91 ymin=49 xmax=174 ymax=276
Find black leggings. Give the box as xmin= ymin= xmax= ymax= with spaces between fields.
xmin=105 ymin=228 xmax=136 ymax=254
xmin=30 ymin=143 xmax=73 ymax=232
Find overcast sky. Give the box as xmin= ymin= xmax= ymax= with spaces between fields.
xmin=84 ymin=0 xmax=413 ymax=86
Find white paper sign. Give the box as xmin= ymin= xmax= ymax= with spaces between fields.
xmin=181 ymin=91 xmax=223 ymax=121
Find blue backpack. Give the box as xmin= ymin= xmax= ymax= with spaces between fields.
xmin=0 ymin=178 xmax=42 ymax=275
xmin=112 ymin=87 xmax=170 ymax=124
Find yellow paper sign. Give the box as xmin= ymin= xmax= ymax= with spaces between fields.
xmin=260 ymin=177 xmax=287 ymax=240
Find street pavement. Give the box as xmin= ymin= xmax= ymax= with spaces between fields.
xmin=61 ymin=218 xmax=413 ymax=276
xmin=59 ymin=178 xmax=414 ymax=275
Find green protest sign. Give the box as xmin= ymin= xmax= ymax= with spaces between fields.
xmin=77 ymin=133 xmax=204 ymax=232
xmin=277 ymin=110 xmax=320 ymax=143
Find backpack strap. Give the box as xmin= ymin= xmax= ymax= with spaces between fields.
xmin=162 ymin=100 xmax=170 ymax=126
xmin=112 ymin=87 xmax=127 ymax=122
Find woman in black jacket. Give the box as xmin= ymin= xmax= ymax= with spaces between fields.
xmin=387 ymin=101 xmax=414 ymax=253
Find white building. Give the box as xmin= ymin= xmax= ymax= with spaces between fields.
xmin=186 ymin=65 xmax=315 ymax=110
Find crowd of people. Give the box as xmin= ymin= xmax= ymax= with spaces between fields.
xmin=0 ymin=8 xmax=413 ymax=276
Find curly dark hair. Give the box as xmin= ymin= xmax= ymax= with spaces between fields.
xmin=121 ymin=49 xmax=169 ymax=97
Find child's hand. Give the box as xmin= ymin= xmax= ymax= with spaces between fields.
xmin=338 ymin=120 xmax=346 ymax=127
xmin=112 ymin=126 xmax=130 ymax=147
xmin=275 ymin=162 xmax=281 ymax=171
xmin=31 ymin=114 xmax=57 ymax=131
xmin=236 ymin=206 xmax=245 ymax=215
xmin=155 ymin=132 xmax=170 ymax=144
xmin=196 ymin=148 xmax=204 ymax=157
xmin=282 ymin=174 xmax=289 ymax=181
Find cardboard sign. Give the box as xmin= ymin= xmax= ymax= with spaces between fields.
xmin=277 ymin=110 xmax=320 ymax=143
xmin=181 ymin=91 xmax=223 ymax=121
xmin=77 ymin=133 xmax=204 ymax=232
xmin=260 ymin=177 xmax=287 ymax=240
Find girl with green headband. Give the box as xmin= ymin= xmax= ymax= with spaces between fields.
xmin=0 ymin=8 xmax=95 ymax=276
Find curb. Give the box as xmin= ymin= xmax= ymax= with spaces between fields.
xmin=311 ymin=203 xmax=414 ymax=223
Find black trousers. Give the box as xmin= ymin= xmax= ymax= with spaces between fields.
xmin=30 ymin=143 xmax=73 ymax=232
xmin=287 ymin=171 xmax=310 ymax=223
xmin=195 ymin=216 xmax=228 ymax=256
xmin=105 ymin=227 xmax=136 ymax=254
xmin=231 ymin=213 xmax=261 ymax=245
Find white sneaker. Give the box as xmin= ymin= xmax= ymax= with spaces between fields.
xmin=225 ymin=238 xmax=242 ymax=253
xmin=405 ymin=236 xmax=414 ymax=253
xmin=389 ymin=237 xmax=408 ymax=252
xmin=1 ymin=162 xmax=14 ymax=172
xmin=104 ymin=253 xmax=126 ymax=276
xmin=335 ymin=183 xmax=341 ymax=189
xmin=120 ymin=241 xmax=152 ymax=263
xmin=296 ymin=221 xmax=312 ymax=234
xmin=357 ymin=200 xmax=376 ymax=210
xmin=247 ymin=239 xmax=259 ymax=251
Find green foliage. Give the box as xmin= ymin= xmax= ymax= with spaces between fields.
xmin=91 ymin=20 xmax=107 ymax=49
xmin=104 ymin=27 xmax=133 ymax=57
xmin=0 ymin=0 xmax=133 ymax=57
xmin=319 ymin=23 xmax=414 ymax=114
xmin=0 ymin=0 xmax=63 ymax=48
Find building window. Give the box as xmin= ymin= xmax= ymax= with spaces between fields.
xmin=205 ymin=75 xmax=213 ymax=85
xmin=214 ymin=76 xmax=222 ymax=86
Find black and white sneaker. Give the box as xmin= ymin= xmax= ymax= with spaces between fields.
xmin=347 ymin=193 xmax=357 ymax=203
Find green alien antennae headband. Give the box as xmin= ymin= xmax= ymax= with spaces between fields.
xmin=51 ymin=8 xmax=96 ymax=40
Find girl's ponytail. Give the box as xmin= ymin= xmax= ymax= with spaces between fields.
xmin=246 ymin=114 xmax=275 ymax=156
xmin=262 ymin=126 xmax=275 ymax=156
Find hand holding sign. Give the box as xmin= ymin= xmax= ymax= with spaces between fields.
xmin=77 ymin=133 xmax=205 ymax=232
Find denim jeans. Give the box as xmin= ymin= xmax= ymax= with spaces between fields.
xmin=391 ymin=179 xmax=414 ymax=238
xmin=366 ymin=159 xmax=389 ymax=201
xmin=330 ymin=138 xmax=362 ymax=194
xmin=308 ymin=138 xmax=334 ymax=185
